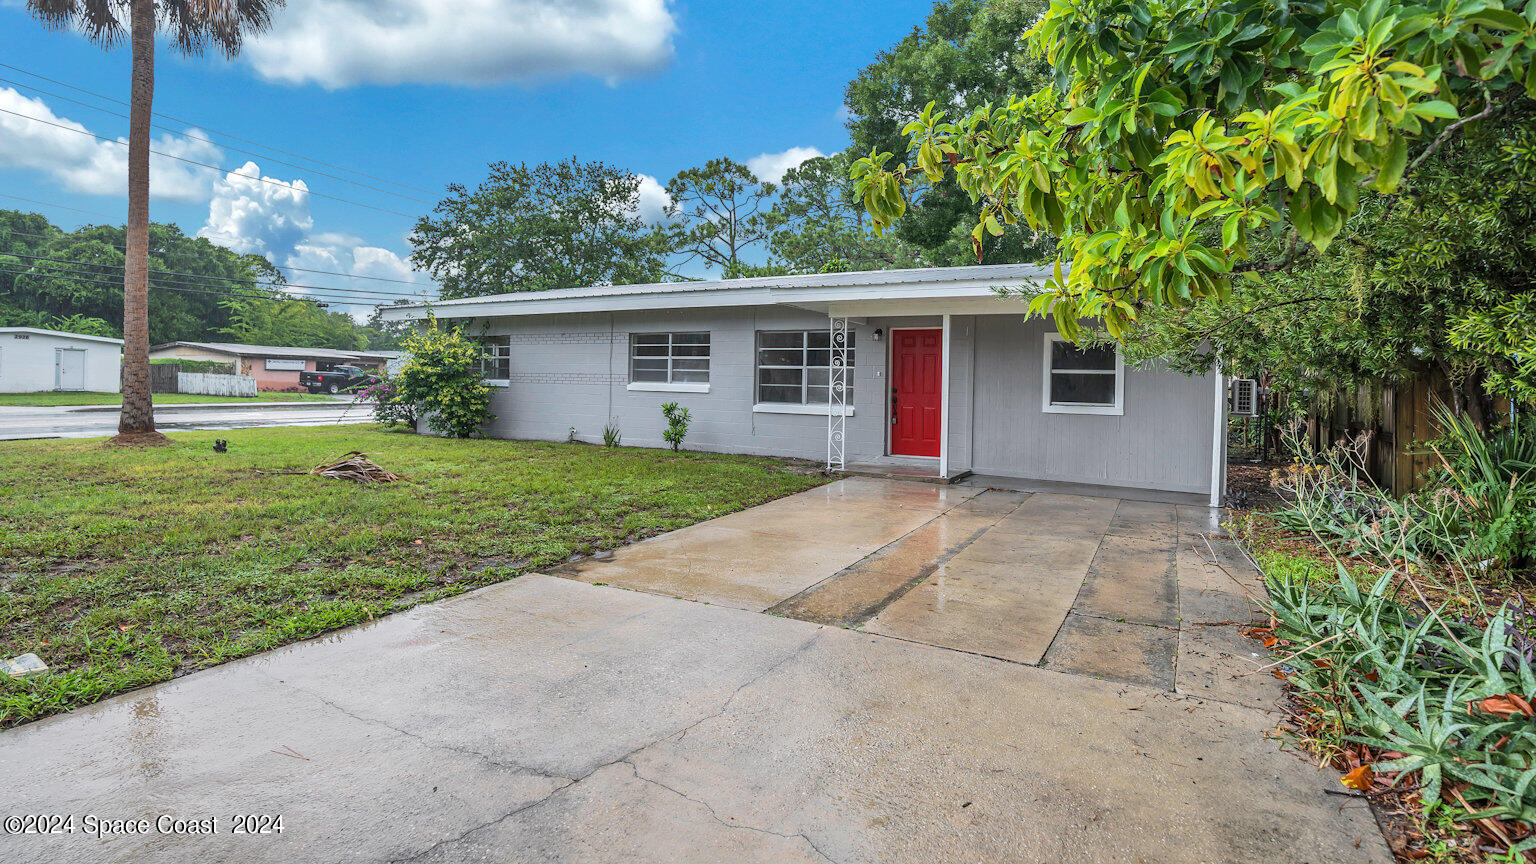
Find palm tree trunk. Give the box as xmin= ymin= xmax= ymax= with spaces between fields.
xmin=116 ymin=0 xmax=159 ymax=440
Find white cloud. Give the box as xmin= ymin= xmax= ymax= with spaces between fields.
xmin=198 ymin=166 xmax=429 ymax=318
xmin=351 ymin=245 xmax=418 ymax=282
xmin=199 ymin=162 xmax=313 ymax=260
xmin=244 ymin=0 xmax=676 ymax=88
xmin=746 ymin=146 xmax=824 ymax=185
xmin=632 ymin=173 xmax=671 ymax=223
xmin=0 ymin=87 xmax=220 ymax=202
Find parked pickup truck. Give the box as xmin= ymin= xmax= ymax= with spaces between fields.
xmin=300 ymin=365 xmax=374 ymax=395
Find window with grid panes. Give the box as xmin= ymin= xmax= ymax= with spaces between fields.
xmin=755 ymin=330 xmax=854 ymax=404
xmin=629 ymin=333 xmax=710 ymax=384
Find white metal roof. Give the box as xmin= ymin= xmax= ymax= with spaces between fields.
xmin=378 ymin=264 xmax=1055 ymax=321
xmin=0 ymin=327 xmax=124 ymax=346
xmin=150 ymin=341 xmax=385 ymax=361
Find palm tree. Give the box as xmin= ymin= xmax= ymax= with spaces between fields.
xmin=25 ymin=0 xmax=282 ymax=443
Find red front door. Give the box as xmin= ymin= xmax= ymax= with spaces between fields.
xmin=890 ymin=328 xmax=942 ymax=457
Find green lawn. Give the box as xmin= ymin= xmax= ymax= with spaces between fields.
xmin=0 ymin=427 xmax=827 ymax=726
xmin=0 ymin=391 xmax=341 ymax=407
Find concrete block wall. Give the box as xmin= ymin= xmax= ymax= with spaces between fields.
xmin=446 ymin=306 xmax=1216 ymax=495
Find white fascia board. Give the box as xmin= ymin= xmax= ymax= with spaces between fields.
xmin=378 ymin=276 xmax=1049 ymax=322
xmin=2 ymin=327 xmax=125 ymax=346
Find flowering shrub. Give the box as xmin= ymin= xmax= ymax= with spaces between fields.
xmin=355 ymin=375 xmax=416 ymax=428
xmin=395 ymin=323 xmax=493 ymax=438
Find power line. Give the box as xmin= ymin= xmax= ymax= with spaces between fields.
xmin=0 ymin=264 xmax=330 ymax=305
xmin=0 ymin=227 xmax=433 ymax=286
xmin=3 ymin=239 xmax=436 ymax=298
xmin=0 ymin=263 xmax=414 ymax=312
xmin=0 ymin=76 xmax=434 ymax=205
xmin=2 ymin=256 xmax=426 ymax=304
xmin=2 ymin=256 xmax=431 ymax=305
xmin=0 ymin=61 xmax=437 ymax=195
xmin=2 ymin=251 xmax=434 ymax=300
xmin=0 ymin=192 xmax=117 ymax=220
xmin=0 ymin=106 xmax=416 ymax=218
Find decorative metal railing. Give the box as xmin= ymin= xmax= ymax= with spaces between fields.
xmin=827 ymin=316 xmax=849 ymax=470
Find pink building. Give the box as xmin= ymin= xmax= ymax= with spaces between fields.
xmin=149 ymin=342 xmax=397 ymax=392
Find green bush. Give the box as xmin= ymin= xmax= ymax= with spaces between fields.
xmin=1265 ymin=564 xmax=1536 ymax=837
xmin=1271 ymin=410 xmax=1534 ymax=576
xmin=1424 ymin=407 xmax=1535 ymax=570
xmin=395 ymin=324 xmax=493 ymax=438
xmin=355 ymin=374 xmax=416 ymax=428
xmin=661 ymin=402 xmax=690 ymax=451
xmin=151 ymin=359 xmax=236 ymax=375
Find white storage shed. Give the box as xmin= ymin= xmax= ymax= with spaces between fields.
xmin=0 ymin=327 xmax=124 ymax=393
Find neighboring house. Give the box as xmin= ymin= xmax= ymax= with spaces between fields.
xmin=371 ymin=350 xmax=408 ymax=376
xmin=149 ymin=342 xmax=392 ymax=391
xmin=0 ymin=327 xmax=123 ymax=393
xmin=381 ymin=265 xmax=1228 ymax=504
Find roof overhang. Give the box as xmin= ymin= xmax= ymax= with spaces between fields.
xmin=378 ymin=265 xmax=1054 ymax=322
xmin=2 ymin=327 xmax=124 ymax=346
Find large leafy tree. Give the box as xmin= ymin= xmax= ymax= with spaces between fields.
xmin=217 ymin=294 xmax=389 ymax=351
xmin=844 ymin=0 xmax=1053 ymax=265
xmin=26 ymin=0 xmax=282 ymax=443
xmin=854 ymin=0 xmax=1536 ymax=344
xmin=663 ymin=158 xmax=777 ymax=276
xmin=1127 ymin=97 xmax=1536 ymax=418
xmin=411 ymin=159 xmax=671 ymax=300
xmin=767 ymin=154 xmax=922 ymax=274
xmin=0 ymin=211 xmax=286 ymax=344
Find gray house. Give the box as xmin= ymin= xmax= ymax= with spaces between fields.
xmin=382 ymin=264 xmax=1227 ymax=504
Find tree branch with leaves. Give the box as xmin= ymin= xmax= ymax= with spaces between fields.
xmin=853 ymin=0 xmax=1536 ymax=343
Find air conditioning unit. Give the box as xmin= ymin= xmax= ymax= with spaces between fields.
xmin=1229 ymin=378 xmax=1258 ymax=417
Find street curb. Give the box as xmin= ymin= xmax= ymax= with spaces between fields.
xmin=68 ymin=400 xmax=354 ymax=413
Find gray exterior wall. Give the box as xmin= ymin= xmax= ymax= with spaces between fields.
xmin=449 ymin=306 xmax=1216 ymax=495
xmin=968 ymin=316 xmax=1217 ymax=494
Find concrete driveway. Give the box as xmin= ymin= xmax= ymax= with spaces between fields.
xmin=0 ymin=478 xmax=1388 ymax=863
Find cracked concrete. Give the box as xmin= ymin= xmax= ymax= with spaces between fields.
xmin=0 ymin=479 xmax=1388 ymax=863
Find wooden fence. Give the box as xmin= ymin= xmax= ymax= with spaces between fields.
xmin=177 ymin=372 xmax=257 ymax=398
xmin=150 ymin=364 xmax=180 ymax=394
xmin=1305 ymin=375 xmax=1518 ymax=495
xmin=1305 ymin=378 xmax=1442 ymax=495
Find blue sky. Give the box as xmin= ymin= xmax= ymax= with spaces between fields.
xmin=0 ymin=0 xmax=935 ymax=312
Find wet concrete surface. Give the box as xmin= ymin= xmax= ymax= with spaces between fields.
xmin=0 ymin=402 xmax=366 ymax=440
xmin=767 ymin=491 xmax=1026 ymax=626
xmin=0 ymin=478 xmax=1386 ymax=862
xmin=561 ymin=478 xmax=982 ymax=611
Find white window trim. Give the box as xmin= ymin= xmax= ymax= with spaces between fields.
xmin=477 ymin=336 xmax=511 ymax=381
xmin=755 ymin=329 xmax=854 ymax=408
xmin=627 ymin=381 xmax=710 ymax=394
xmin=483 ymin=379 xmax=510 ymax=388
xmin=629 ymin=332 xmax=710 ymax=387
xmin=1042 ymin=333 xmax=1124 ymax=416
xmin=753 ymin=403 xmax=854 ymax=417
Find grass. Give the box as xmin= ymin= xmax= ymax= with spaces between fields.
xmin=0 ymin=427 xmax=828 ymax=726
xmin=0 ymin=391 xmax=341 ymax=407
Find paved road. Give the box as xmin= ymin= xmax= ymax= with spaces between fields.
xmin=0 ymin=402 xmax=371 ymax=440
xmin=0 ymin=479 xmax=1388 ymax=863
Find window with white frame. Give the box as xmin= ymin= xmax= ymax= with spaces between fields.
xmin=756 ymin=330 xmax=854 ymax=404
xmin=477 ymin=336 xmax=511 ymax=380
xmin=630 ymin=332 xmax=710 ymax=385
xmin=1042 ymin=334 xmax=1123 ymax=415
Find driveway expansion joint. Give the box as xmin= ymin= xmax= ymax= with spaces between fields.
xmin=620 ymin=760 xmax=837 ymax=863
xmin=767 ymin=492 xmax=1028 ymax=627
xmin=269 ymin=672 xmax=577 ymax=784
